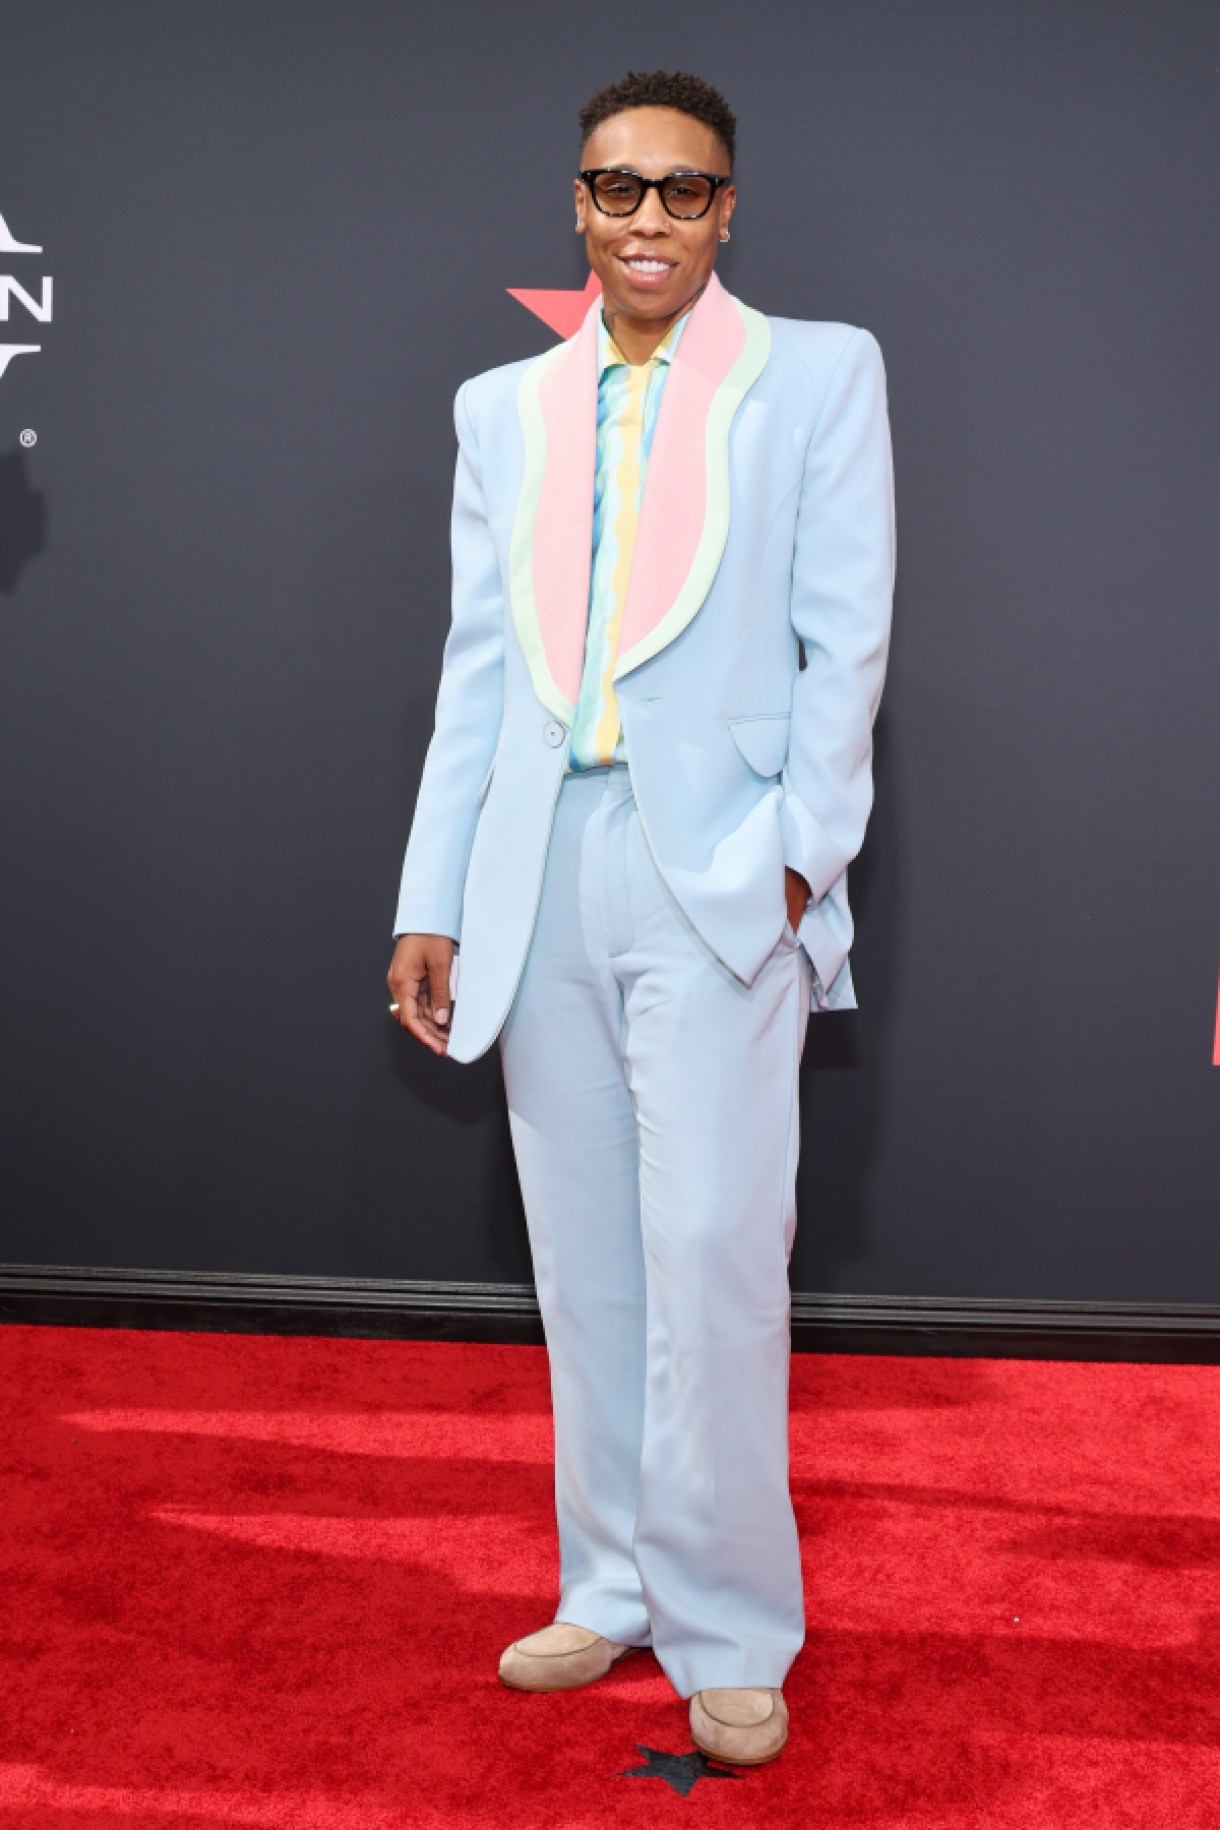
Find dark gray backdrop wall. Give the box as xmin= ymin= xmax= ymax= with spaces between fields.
xmin=1 ymin=1 xmax=1216 ymax=1306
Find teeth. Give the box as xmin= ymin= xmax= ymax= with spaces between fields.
xmin=624 ymin=259 xmax=671 ymax=273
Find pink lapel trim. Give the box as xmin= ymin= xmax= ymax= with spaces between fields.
xmin=616 ymin=273 xmax=745 ymax=659
xmin=525 ymin=269 xmax=752 ymax=711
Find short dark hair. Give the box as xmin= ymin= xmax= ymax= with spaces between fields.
xmin=578 ymin=69 xmax=736 ymax=172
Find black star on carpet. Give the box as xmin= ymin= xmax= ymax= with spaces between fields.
xmin=618 ymin=1743 xmax=742 ymax=1797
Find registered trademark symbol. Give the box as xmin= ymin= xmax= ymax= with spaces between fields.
xmin=19 ymin=428 xmax=36 ymax=447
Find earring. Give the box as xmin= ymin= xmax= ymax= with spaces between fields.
xmin=720 ymin=227 xmax=731 ymax=242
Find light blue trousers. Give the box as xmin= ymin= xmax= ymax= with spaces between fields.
xmin=497 ymin=762 xmax=814 ymax=1699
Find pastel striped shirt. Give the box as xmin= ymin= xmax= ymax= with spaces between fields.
xmin=566 ymin=304 xmax=692 ymax=772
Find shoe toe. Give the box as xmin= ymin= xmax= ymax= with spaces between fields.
xmin=498 ymin=1621 xmax=634 ymax=1692
xmin=690 ymin=1687 xmax=788 ymax=1764
xmin=698 ymin=1687 xmax=778 ymax=1729
xmin=510 ymin=1622 xmax=603 ymax=1659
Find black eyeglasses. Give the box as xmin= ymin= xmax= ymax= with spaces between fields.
xmin=579 ymin=167 xmax=732 ymax=221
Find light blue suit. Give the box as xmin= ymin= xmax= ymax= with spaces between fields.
xmin=393 ymin=271 xmax=896 ymax=1060
xmin=392 ymin=271 xmax=896 ymax=1696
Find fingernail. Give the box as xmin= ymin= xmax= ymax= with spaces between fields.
xmin=436 ymin=1008 xmax=449 ymax=1025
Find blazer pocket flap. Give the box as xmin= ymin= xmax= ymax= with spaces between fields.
xmin=727 ymin=712 xmax=791 ymax=778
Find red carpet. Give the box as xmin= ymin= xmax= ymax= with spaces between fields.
xmin=1 ymin=1323 xmax=1217 ymax=1827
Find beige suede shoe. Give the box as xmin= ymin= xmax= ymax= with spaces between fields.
xmin=689 ymin=1687 xmax=789 ymax=1764
xmin=498 ymin=1621 xmax=641 ymax=1692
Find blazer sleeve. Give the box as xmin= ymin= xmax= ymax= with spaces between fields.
xmin=391 ymin=378 xmax=506 ymax=941
xmin=780 ymin=326 xmax=896 ymax=913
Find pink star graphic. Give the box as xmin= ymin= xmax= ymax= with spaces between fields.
xmin=507 ymin=272 xmax=601 ymax=339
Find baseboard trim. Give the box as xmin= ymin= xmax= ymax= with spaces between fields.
xmin=2 ymin=1263 xmax=1219 ymax=1362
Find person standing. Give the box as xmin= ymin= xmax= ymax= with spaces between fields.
xmin=388 ymin=68 xmax=896 ymax=1766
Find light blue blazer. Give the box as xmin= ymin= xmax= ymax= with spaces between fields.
xmin=393 ymin=269 xmax=896 ymax=1065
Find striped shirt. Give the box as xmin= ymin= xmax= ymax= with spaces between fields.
xmin=566 ymin=304 xmax=692 ymax=771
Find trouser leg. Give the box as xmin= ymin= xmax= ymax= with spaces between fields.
xmin=498 ymin=761 xmax=813 ymax=1690
xmin=609 ymin=772 xmax=814 ymax=1699
xmin=497 ymin=765 xmax=651 ymax=1647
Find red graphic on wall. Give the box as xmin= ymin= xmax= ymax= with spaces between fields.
xmin=507 ymin=272 xmax=601 ymax=339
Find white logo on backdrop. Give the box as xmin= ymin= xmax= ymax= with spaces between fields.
xmin=0 ymin=208 xmax=51 ymax=383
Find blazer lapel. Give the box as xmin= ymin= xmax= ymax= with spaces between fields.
xmin=507 ymin=298 xmax=598 ymax=727
xmin=613 ymin=271 xmax=771 ymax=684
xmin=508 ymin=268 xmax=772 ymax=726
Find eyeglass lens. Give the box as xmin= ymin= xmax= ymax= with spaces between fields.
xmin=592 ymin=172 xmax=716 ymax=218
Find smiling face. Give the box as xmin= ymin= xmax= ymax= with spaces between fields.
xmin=574 ymin=104 xmax=735 ymax=348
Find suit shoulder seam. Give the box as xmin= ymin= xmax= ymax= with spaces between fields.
xmin=791 ymin=325 xmax=863 ymax=438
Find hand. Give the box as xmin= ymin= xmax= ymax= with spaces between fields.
xmin=784 ymin=866 xmax=811 ymax=936
xmin=387 ymin=934 xmax=456 ymax=1056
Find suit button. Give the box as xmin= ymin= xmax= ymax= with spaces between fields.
xmin=543 ymin=720 xmax=567 ymax=748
